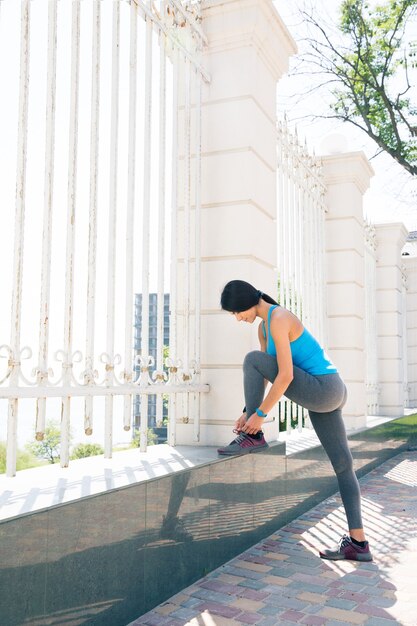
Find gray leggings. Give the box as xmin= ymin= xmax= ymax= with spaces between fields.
xmin=244 ymin=350 xmax=363 ymax=529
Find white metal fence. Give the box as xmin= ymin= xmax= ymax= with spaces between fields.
xmin=364 ymin=222 xmax=379 ymax=415
xmin=276 ymin=119 xmax=327 ymax=433
xmin=0 ymin=0 xmax=209 ymax=476
xmin=402 ymin=265 xmax=411 ymax=407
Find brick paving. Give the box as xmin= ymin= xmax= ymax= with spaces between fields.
xmin=130 ymin=451 xmax=417 ymax=626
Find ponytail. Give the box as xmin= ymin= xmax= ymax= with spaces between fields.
xmin=221 ymin=280 xmax=278 ymax=312
xmin=260 ymin=292 xmax=278 ymax=305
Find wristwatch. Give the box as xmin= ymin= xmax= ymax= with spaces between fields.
xmin=255 ymin=407 xmax=267 ymax=418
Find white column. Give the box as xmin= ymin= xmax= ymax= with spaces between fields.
xmin=403 ymin=255 xmax=417 ymax=407
xmin=375 ymin=223 xmax=408 ymax=416
xmin=175 ymin=0 xmax=296 ymax=445
xmin=321 ymin=151 xmax=374 ymax=430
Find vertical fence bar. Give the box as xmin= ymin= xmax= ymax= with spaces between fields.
xmin=297 ymin=172 xmax=303 ymax=321
xmin=315 ymin=185 xmax=321 ymax=340
xmin=182 ymin=55 xmax=191 ymax=428
xmin=314 ymin=186 xmax=320 ymax=339
xmin=308 ymin=179 xmax=315 ymax=331
xmin=286 ymin=131 xmax=293 ymax=431
xmin=307 ymin=184 xmax=314 ymax=329
xmin=282 ymin=127 xmax=291 ymax=428
xmin=294 ymin=145 xmax=301 ymax=317
xmin=373 ymin=242 xmax=379 ymax=410
xmin=315 ymin=189 xmax=320 ymax=335
xmin=276 ymin=123 xmax=285 ymax=435
xmin=7 ymin=0 xmax=31 ymax=478
xmin=36 ymin=0 xmax=58 ymax=443
xmin=193 ymin=63 xmax=202 ymax=442
xmin=61 ymin=0 xmax=81 ymax=469
xmin=139 ymin=2 xmax=153 ymax=452
xmin=371 ymin=249 xmax=376 ymax=411
xmin=316 ymin=176 xmax=327 ymax=347
xmin=292 ymin=155 xmax=298 ymax=316
xmin=300 ymin=180 xmax=307 ymax=324
xmin=315 ymin=188 xmax=322 ymax=339
xmin=283 ymin=138 xmax=290 ymax=311
xmin=288 ymin=138 xmax=296 ymax=314
xmin=84 ymin=0 xmax=101 ymax=436
xmin=277 ymin=124 xmax=285 ymax=309
xmin=104 ymin=1 xmax=120 ymax=458
xmin=305 ymin=183 xmax=311 ymax=329
xmin=402 ymin=273 xmax=409 ymax=406
xmin=373 ymin=248 xmax=379 ymax=410
xmin=282 ymin=134 xmax=289 ymax=311
xmin=296 ymin=162 xmax=303 ymax=432
xmin=364 ymin=224 xmax=379 ymax=414
xmin=319 ymin=192 xmax=326 ymax=344
xmin=309 ymin=180 xmax=316 ymax=332
xmin=156 ymin=10 xmax=167 ymax=427
xmin=124 ymin=0 xmax=137 ymax=434
xmin=168 ymin=46 xmax=179 ymax=447
xmin=302 ymin=181 xmax=309 ymax=327
xmin=311 ymin=189 xmax=317 ymax=335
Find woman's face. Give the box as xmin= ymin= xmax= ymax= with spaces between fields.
xmin=233 ymin=307 xmax=257 ymax=323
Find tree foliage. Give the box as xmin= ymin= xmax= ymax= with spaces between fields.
xmin=132 ymin=428 xmax=159 ymax=447
xmin=71 ymin=443 xmax=104 ymax=459
xmin=300 ymin=0 xmax=417 ymax=175
xmin=28 ymin=419 xmax=62 ymax=464
xmin=0 ymin=441 xmax=42 ymax=473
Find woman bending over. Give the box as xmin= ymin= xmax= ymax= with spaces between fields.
xmin=218 ymin=279 xmax=372 ymax=562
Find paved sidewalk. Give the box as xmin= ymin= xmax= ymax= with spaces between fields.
xmin=130 ymin=450 xmax=417 ymax=626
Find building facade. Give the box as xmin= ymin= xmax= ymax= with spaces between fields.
xmin=133 ymin=293 xmax=170 ymax=434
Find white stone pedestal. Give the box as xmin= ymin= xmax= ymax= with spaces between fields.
xmin=404 ymin=256 xmax=417 ymax=406
xmin=321 ymin=152 xmax=374 ymax=430
xmin=175 ymin=0 xmax=296 ymax=445
xmin=375 ymin=223 xmax=408 ymax=415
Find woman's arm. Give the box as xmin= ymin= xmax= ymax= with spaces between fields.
xmin=258 ymin=320 xmax=266 ymax=352
xmin=258 ymin=321 xmax=269 ymax=391
xmin=241 ymin=315 xmax=294 ymax=435
xmin=258 ymin=316 xmax=293 ymax=414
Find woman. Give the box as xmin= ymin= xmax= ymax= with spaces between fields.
xmin=218 ymin=279 xmax=372 ymax=562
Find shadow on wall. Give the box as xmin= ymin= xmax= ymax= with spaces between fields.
xmin=137 ymin=450 xmax=417 ymax=626
xmin=0 ymin=444 xmax=339 ymax=626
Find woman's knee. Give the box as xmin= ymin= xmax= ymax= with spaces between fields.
xmin=243 ymin=350 xmax=264 ymax=371
xmin=340 ymin=384 xmax=348 ymax=409
xmin=331 ymin=449 xmax=353 ymax=476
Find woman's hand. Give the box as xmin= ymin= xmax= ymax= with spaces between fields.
xmin=234 ymin=413 xmax=247 ymax=432
xmin=241 ymin=412 xmax=265 ymax=435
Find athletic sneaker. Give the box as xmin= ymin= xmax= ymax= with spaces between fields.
xmin=319 ymin=534 xmax=373 ymax=562
xmin=217 ymin=432 xmax=268 ymax=456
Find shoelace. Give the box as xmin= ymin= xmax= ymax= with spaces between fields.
xmin=338 ymin=534 xmax=351 ymax=550
xmin=232 ymin=429 xmax=263 ymax=442
xmin=233 ymin=432 xmax=248 ymax=444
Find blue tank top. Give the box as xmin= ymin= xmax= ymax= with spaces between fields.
xmin=263 ymin=306 xmax=337 ymax=375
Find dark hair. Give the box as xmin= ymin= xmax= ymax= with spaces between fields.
xmin=220 ymin=280 xmax=278 ymax=313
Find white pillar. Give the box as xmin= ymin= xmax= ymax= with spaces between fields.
xmin=403 ymin=255 xmax=417 ymax=407
xmin=175 ymin=0 xmax=296 ymax=445
xmin=321 ymin=152 xmax=374 ymax=430
xmin=375 ymin=223 xmax=408 ymax=415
